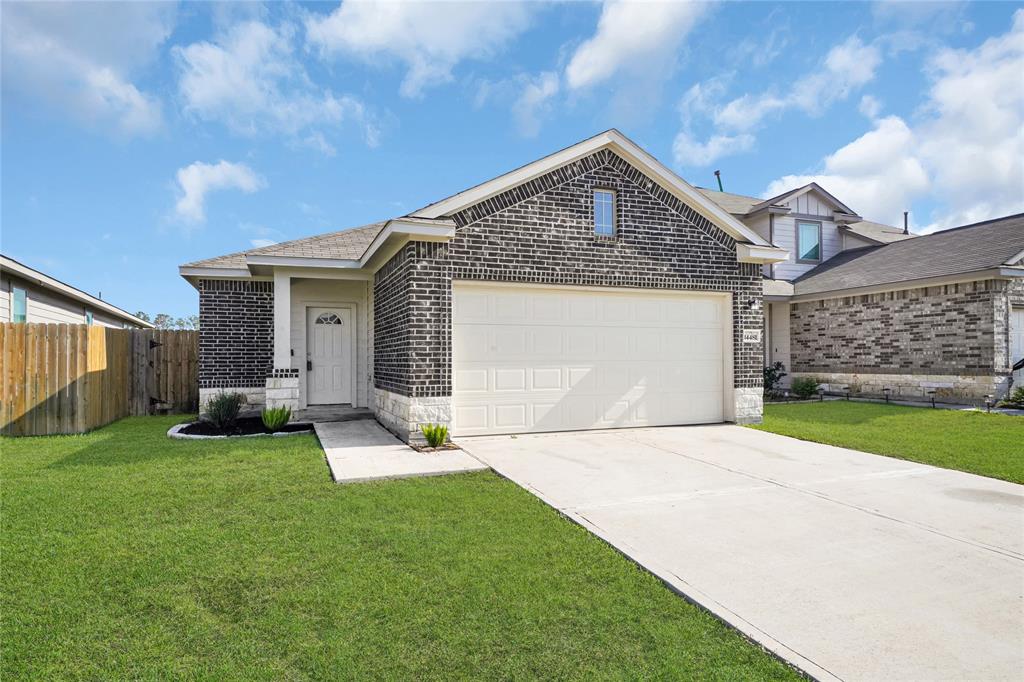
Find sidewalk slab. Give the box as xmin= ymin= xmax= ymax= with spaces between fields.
xmin=315 ymin=419 xmax=487 ymax=483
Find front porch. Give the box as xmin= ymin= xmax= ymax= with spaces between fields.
xmin=264 ymin=272 xmax=373 ymax=414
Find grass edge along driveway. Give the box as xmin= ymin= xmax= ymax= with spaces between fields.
xmin=2 ymin=416 xmax=797 ymax=681
xmin=750 ymin=401 xmax=1024 ymax=484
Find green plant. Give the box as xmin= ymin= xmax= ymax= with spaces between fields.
xmin=997 ymin=386 xmax=1024 ymax=408
xmin=420 ymin=423 xmax=449 ymax=448
xmin=763 ymin=362 xmax=787 ymax=396
xmin=790 ymin=376 xmax=820 ymax=400
xmin=205 ymin=392 xmax=246 ymax=431
xmin=261 ymin=406 xmax=291 ymax=432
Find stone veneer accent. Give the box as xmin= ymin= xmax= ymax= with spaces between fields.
xmin=372 ymin=148 xmax=764 ymax=436
xmin=791 ymin=279 xmax=1018 ymax=402
xmin=374 ymin=388 xmax=452 ymax=443
xmin=198 ymin=279 xmax=273 ymax=389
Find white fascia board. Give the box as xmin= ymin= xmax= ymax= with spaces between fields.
xmin=410 ymin=129 xmax=773 ymax=248
xmin=1003 ymin=249 xmax=1024 ymax=266
xmin=737 ymin=244 xmax=789 ymax=264
xmin=231 ymin=220 xmax=456 ymax=274
xmin=2 ymin=255 xmax=154 ymax=327
xmin=357 ymin=219 xmax=455 ymax=267
xmin=179 ymin=266 xmax=252 ymax=279
xmin=245 ymin=255 xmax=362 ymax=269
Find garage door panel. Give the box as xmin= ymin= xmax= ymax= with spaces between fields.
xmin=453 ymin=284 xmax=728 ymax=436
xmin=531 ymin=367 xmax=562 ymax=390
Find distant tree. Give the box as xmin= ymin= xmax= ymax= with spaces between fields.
xmin=152 ymin=313 xmax=174 ymax=329
xmin=139 ymin=312 xmax=199 ymax=330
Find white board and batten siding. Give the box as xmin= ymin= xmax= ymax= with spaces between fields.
xmin=769 ymin=191 xmax=844 ymax=281
xmin=452 ymin=282 xmax=731 ymax=437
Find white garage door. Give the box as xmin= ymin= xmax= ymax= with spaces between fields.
xmin=452 ymin=283 xmax=729 ymax=436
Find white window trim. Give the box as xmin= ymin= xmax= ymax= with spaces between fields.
xmin=796 ymin=220 xmax=823 ymax=264
xmin=594 ymin=188 xmax=616 ymax=237
xmin=12 ymin=286 xmax=27 ymax=323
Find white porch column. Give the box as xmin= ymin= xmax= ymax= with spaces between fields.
xmin=267 ymin=270 xmax=299 ymax=412
xmin=273 ymin=270 xmax=291 ymax=369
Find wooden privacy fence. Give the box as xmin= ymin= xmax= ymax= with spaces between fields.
xmin=0 ymin=324 xmax=198 ymax=436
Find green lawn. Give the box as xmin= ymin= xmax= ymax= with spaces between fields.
xmin=2 ymin=417 xmax=795 ymax=680
xmin=751 ymin=401 xmax=1024 ymax=484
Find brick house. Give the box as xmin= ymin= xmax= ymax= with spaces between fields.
xmin=179 ymin=130 xmax=789 ymax=440
xmin=699 ymin=183 xmax=1024 ymax=404
xmin=180 ymin=131 xmax=1023 ymax=441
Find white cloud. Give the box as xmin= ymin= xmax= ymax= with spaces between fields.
xmin=175 ymin=20 xmax=378 ymax=151
xmin=763 ymin=9 xmax=1024 ymax=232
xmin=512 ymin=72 xmax=560 ymax=138
xmin=250 ymin=238 xmax=277 ymax=248
xmin=306 ymin=1 xmax=533 ymax=98
xmin=764 ymin=117 xmax=929 ymax=226
xmin=174 ymin=161 xmax=266 ymax=224
xmin=674 ymin=35 xmax=882 ymax=167
xmin=565 ymin=0 xmax=711 ymax=91
xmin=858 ymin=94 xmax=882 ymax=119
xmin=1 ymin=1 xmax=172 ymax=137
xmin=673 ymin=132 xmax=755 ymax=168
xmin=721 ymin=36 xmax=882 ymax=131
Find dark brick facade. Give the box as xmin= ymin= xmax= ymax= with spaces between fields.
xmin=790 ymin=279 xmax=1005 ymax=376
xmin=198 ymin=279 xmax=273 ymax=388
xmin=372 ymin=148 xmax=764 ymax=397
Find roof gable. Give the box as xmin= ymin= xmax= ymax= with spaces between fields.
xmin=409 ymin=129 xmax=774 ymax=249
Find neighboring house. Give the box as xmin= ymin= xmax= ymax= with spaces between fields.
xmin=700 ymin=184 xmax=1024 ymax=403
xmin=180 ymin=130 xmax=788 ymax=441
xmin=1 ymin=254 xmax=152 ymax=329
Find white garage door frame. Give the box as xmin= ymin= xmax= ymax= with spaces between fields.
xmin=451 ymin=280 xmax=735 ymax=436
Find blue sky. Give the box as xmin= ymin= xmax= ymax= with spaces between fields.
xmin=2 ymin=1 xmax=1022 ymax=319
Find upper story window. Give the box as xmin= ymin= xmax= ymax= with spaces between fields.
xmin=12 ymin=287 xmax=26 ymax=323
xmin=797 ymin=220 xmax=822 ymax=262
xmin=594 ymin=189 xmax=615 ymax=237
xmin=85 ymin=311 xmax=94 ymax=325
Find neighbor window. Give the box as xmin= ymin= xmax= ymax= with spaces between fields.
xmin=797 ymin=221 xmax=821 ymax=262
xmin=85 ymin=311 xmax=94 ymax=325
xmin=594 ymin=189 xmax=615 ymax=237
xmin=12 ymin=287 xmax=26 ymax=323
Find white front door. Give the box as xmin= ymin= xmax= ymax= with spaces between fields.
xmin=307 ymin=307 xmax=352 ymax=405
xmin=452 ymin=283 xmax=728 ymax=437
xmin=1011 ymin=307 xmax=1024 ymax=384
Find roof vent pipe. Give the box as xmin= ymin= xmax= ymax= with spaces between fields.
xmin=714 ymin=170 xmax=723 ymax=192
xmin=903 ymin=211 xmax=909 ymax=235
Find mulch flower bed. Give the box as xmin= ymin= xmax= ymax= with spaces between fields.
xmin=175 ymin=416 xmax=314 ymax=438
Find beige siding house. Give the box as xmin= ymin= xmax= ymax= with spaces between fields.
xmin=0 ymin=255 xmax=152 ymax=329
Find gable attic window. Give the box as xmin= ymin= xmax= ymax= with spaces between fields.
xmin=594 ymin=189 xmax=616 ymax=237
xmin=797 ymin=220 xmax=822 ymax=262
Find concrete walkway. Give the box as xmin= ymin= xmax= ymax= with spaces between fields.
xmin=461 ymin=425 xmax=1024 ymax=681
xmin=315 ymin=419 xmax=487 ymax=483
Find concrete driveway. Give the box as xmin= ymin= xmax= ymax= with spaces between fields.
xmin=460 ymin=425 xmax=1024 ymax=681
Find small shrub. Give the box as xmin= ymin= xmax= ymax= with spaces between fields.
xmin=763 ymin=361 xmax=787 ymax=397
xmin=997 ymin=386 xmax=1024 ymax=408
xmin=790 ymin=376 xmax=820 ymax=400
xmin=205 ymin=391 xmax=246 ymax=431
xmin=420 ymin=423 xmax=448 ymax=448
xmin=261 ymin=406 xmax=291 ymax=432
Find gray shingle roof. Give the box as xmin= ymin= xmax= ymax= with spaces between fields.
xmin=184 ymin=221 xmax=388 ymax=269
xmin=793 ymin=213 xmax=1024 ymax=297
xmin=696 ymin=188 xmax=764 ymax=215
xmin=842 ymin=220 xmax=916 ymax=245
